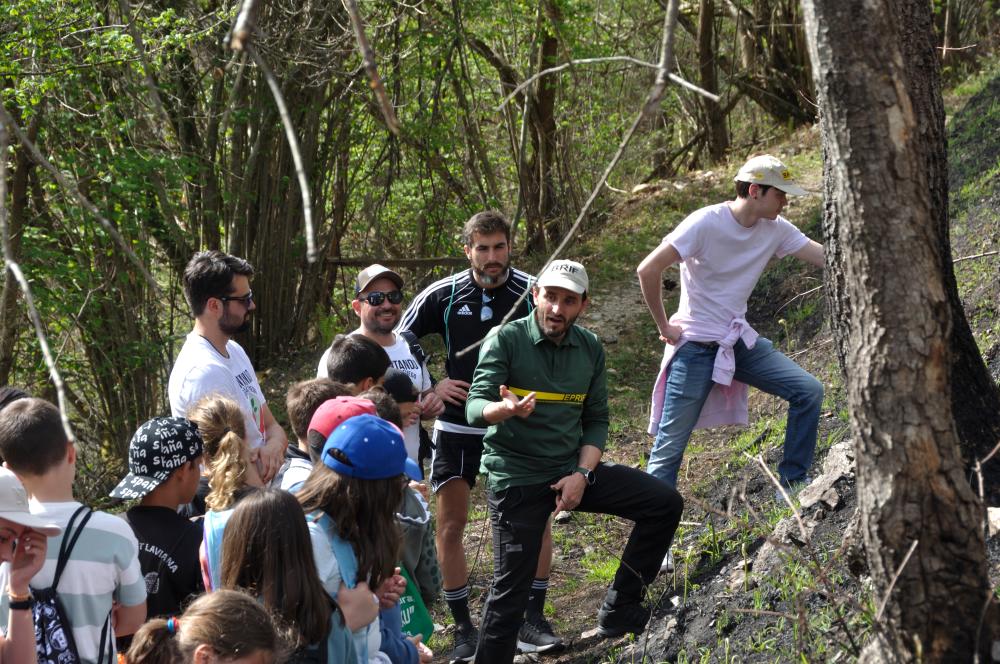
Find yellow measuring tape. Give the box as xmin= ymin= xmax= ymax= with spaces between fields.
xmin=509 ymin=386 xmax=586 ymax=404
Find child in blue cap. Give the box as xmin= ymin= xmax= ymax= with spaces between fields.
xmin=297 ymin=414 xmax=429 ymax=664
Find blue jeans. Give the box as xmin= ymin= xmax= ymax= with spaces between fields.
xmin=647 ymin=337 xmax=823 ymax=488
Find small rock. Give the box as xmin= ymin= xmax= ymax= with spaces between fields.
xmin=727 ymin=567 xmax=752 ymax=592
xmin=988 ymin=507 xmax=1000 ymax=537
xmin=799 ymin=441 xmax=855 ymax=509
xmin=754 ymin=516 xmax=818 ymax=578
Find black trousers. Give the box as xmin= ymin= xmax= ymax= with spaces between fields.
xmin=473 ymin=462 xmax=683 ymax=664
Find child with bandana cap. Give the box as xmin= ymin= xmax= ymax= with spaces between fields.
xmin=111 ymin=417 xmax=206 ymax=651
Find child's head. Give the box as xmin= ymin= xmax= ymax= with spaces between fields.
xmin=186 ymin=396 xmax=251 ymax=511
xmin=305 ymin=396 xmax=377 ymax=462
xmin=357 ymin=385 xmax=404 ymax=430
xmin=220 ymin=488 xmax=333 ymax=648
xmin=0 ymin=468 xmax=61 ymax=564
xmin=297 ymin=414 xmax=418 ymax=589
xmin=0 ymin=398 xmax=71 ymax=478
xmin=324 ymin=334 xmax=390 ymax=391
xmin=285 ymin=378 xmax=351 ymax=444
xmin=124 ymin=588 xmax=286 ymax=664
xmin=110 ymin=417 xmax=204 ymax=505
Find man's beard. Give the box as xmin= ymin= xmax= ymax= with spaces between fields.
xmin=535 ymin=307 xmax=578 ymax=341
xmin=473 ymin=262 xmax=510 ymax=286
xmin=366 ymin=312 xmax=399 ymax=335
xmin=220 ymin=316 xmax=251 ymax=336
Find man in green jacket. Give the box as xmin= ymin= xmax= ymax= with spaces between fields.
xmin=466 ymin=260 xmax=684 ymax=663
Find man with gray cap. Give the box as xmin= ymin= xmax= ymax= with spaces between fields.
xmin=466 ymin=260 xmax=683 ymax=662
xmin=637 ymin=154 xmax=825 ymax=511
xmin=317 ymin=264 xmax=444 ymax=465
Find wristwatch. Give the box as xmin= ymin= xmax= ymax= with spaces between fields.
xmin=574 ymin=466 xmax=595 ymax=485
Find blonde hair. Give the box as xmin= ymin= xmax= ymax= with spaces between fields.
xmin=187 ymin=395 xmax=250 ymax=511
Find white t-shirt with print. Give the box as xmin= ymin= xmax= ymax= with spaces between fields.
xmin=316 ymin=329 xmax=432 ymax=460
xmin=666 ymin=202 xmax=810 ymax=333
xmin=169 ymin=332 xmax=267 ymax=449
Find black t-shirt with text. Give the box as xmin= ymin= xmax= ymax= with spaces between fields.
xmin=124 ymin=505 xmax=204 ymax=618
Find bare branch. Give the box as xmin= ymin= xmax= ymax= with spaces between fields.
xmin=875 ymin=539 xmax=919 ymax=621
xmin=494 ymin=56 xmax=720 ymax=111
xmin=0 ymin=123 xmax=75 ymax=443
xmin=776 ymin=284 xmax=823 ymax=313
xmin=748 ymin=452 xmax=809 ymax=541
xmin=227 ymin=0 xmax=259 ymax=52
xmin=0 ymin=103 xmax=161 ymax=297
xmin=456 ymin=0 xmax=684 ymax=359
xmin=247 ymin=46 xmax=318 ymax=265
xmin=117 ymin=0 xmax=179 ymax=147
xmin=343 ymin=0 xmax=401 ymax=135
xmin=953 ymin=249 xmax=999 ymax=264
xmin=325 ymin=256 xmax=469 ymax=268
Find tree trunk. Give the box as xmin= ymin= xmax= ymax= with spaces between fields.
xmin=802 ymin=0 xmax=999 ymax=660
xmin=0 ymin=112 xmax=40 ymax=385
xmin=697 ymin=0 xmax=728 ymax=161
xmin=892 ymin=0 xmax=1000 ymax=496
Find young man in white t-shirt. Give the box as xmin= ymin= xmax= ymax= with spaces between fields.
xmin=316 ymin=264 xmax=444 ymax=463
xmin=637 ymin=155 xmax=826 ymax=497
xmin=168 ymin=251 xmax=288 ymax=483
xmin=0 ymin=398 xmax=147 ymax=663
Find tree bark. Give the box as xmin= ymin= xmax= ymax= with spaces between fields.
xmin=0 ymin=112 xmax=39 ymax=385
xmin=697 ymin=0 xmax=728 ymax=161
xmin=802 ymin=0 xmax=999 ymax=660
xmin=891 ymin=0 xmax=1000 ymax=496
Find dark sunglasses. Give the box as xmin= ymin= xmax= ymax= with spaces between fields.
xmin=217 ymin=291 xmax=254 ymax=306
xmin=359 ymin=290 xmax=404 ymax=306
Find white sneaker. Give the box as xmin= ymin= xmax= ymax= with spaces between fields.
xmin=660 ymin=549 xmax=674 ymax=573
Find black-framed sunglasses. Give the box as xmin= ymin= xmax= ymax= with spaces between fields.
xmin=359 ymin=290 xmax=404 ymax=306
xmin=217 ymin=291 xmax=254 ymax=306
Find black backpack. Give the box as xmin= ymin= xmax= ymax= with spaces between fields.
xmin=32 ymin=505 xmax=112 ymax=664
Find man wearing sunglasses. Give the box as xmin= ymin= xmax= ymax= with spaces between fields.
xmin=317 ymin=264 xmax=444 ymax=465
xmin=168 ymin=251 xmax=288 ymax=486
xmin=398 ymin=212 xmax=561 ymax=662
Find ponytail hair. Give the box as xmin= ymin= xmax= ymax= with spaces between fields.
xmin=186 ymin=395 xmax=251 ymax=511
xmin=125 ymin=589 xmax=287 ymax=663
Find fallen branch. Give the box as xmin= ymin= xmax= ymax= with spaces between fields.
xmin=748 ymin=451 xmax=810 ymax=542
xmin=0 ymin=124 xmax=76 ymax=443
xmin=0 ymin=103 xmax=161 ymax=297
xmin=953 ymin=249 xmax=999 ymax=264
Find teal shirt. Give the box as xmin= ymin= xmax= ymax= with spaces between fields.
xmin=466 ymin=312 xmax=609 ymax=491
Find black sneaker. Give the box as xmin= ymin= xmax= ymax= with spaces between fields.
xmin=596 ymin=600 xmax=651 ymax=638
xmin=448 ymin=623 xmax=478 ymax=663
xmin=516 ymin=616 xmax=565 ymax=654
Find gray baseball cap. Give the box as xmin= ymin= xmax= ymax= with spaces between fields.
xmin=356 ymin=264 xmax=404 ymax=293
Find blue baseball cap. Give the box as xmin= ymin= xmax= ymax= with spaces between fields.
xmin=322 ymin=414 xmax=421 ymax=481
